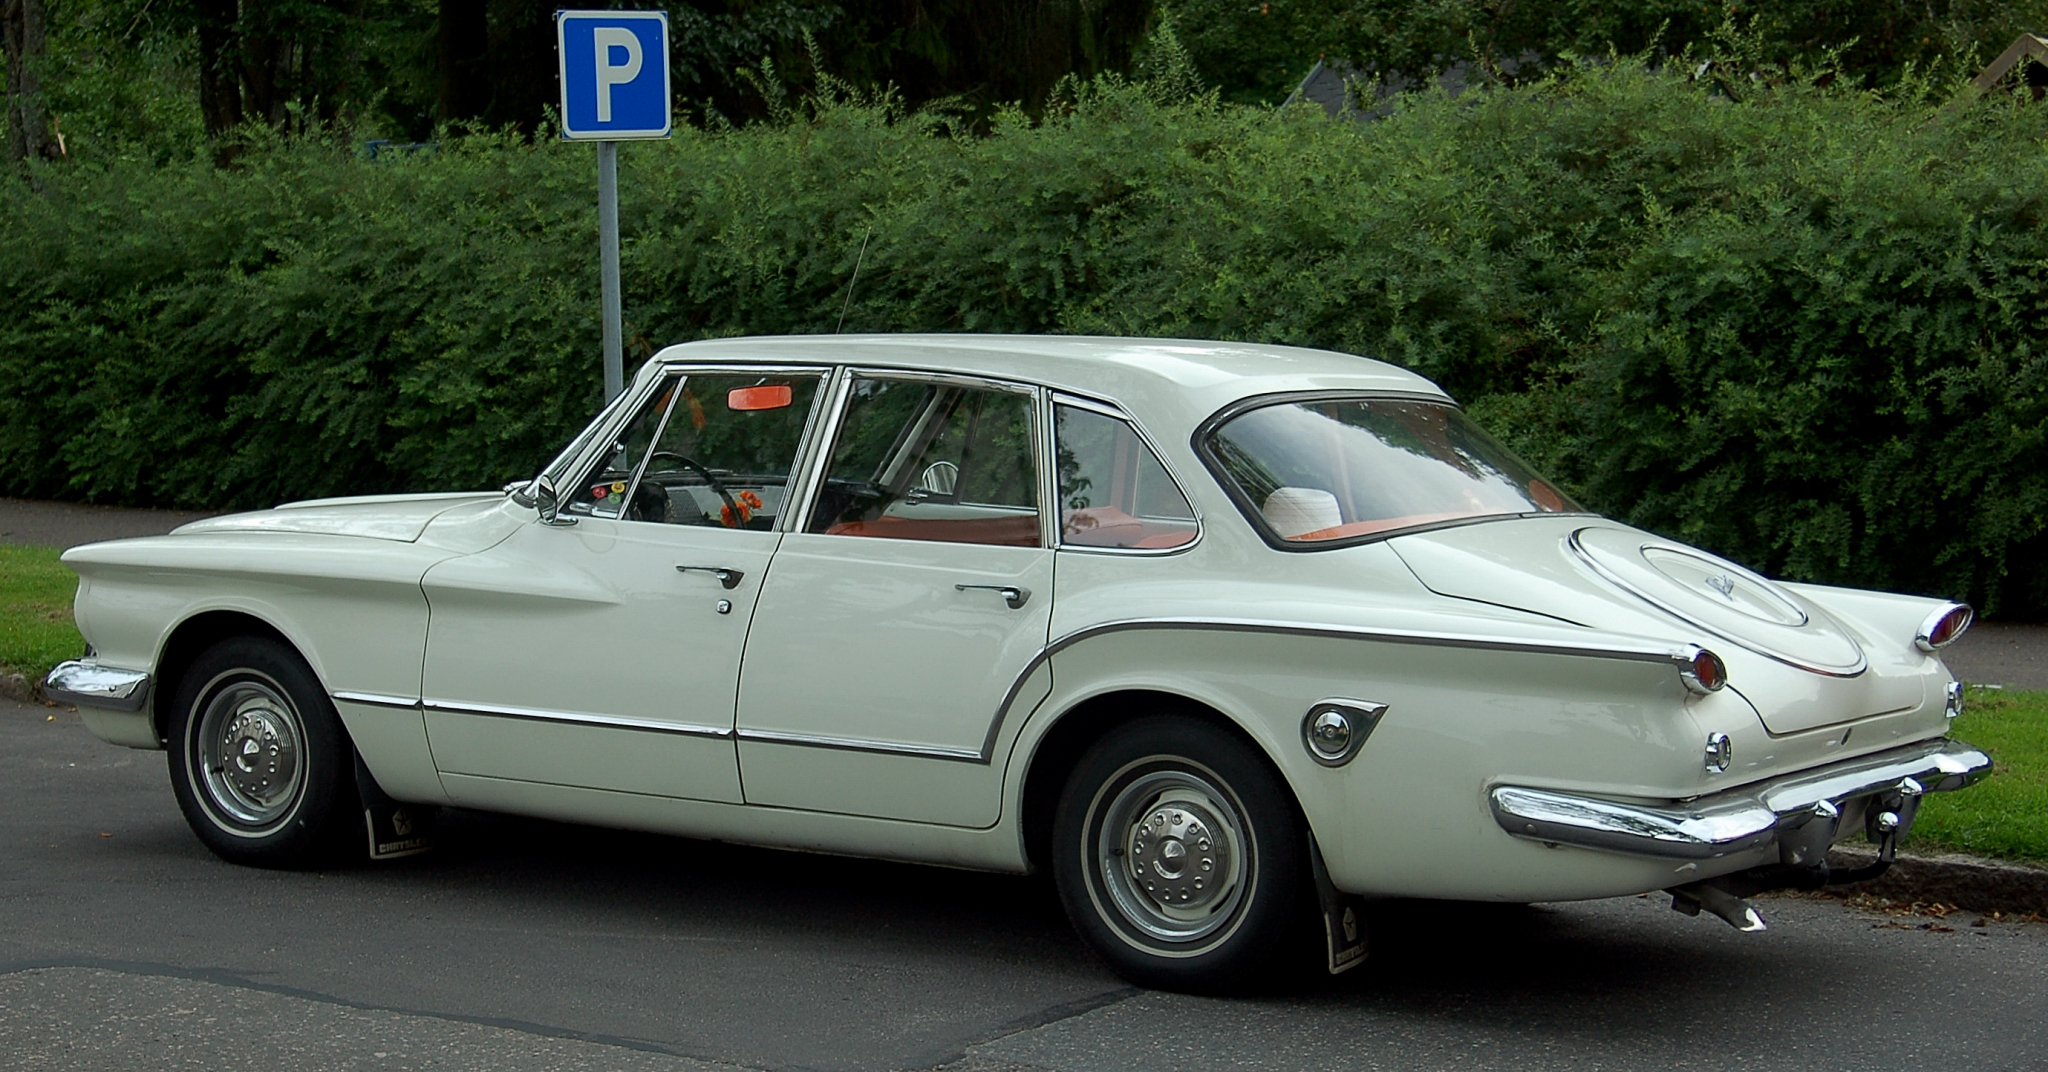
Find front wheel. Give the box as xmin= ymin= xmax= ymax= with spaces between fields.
xmin=167 ymin=636 xmax=362 ymax=867
xmin=1052 ymin=716 xmax=1313 ymax=991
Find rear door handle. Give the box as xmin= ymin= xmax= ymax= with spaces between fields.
xmin=677 ymin=565 xmax=745 ymax=589
xmin=955 ymin=583 xmax=1030 ymax=609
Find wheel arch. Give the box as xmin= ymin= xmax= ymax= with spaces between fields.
xmin=1016 ymin=686 xmax=1299 ymax=874
xmin=152 ymin=610 xmax=303 ymax=744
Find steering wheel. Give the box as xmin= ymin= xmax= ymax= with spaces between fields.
xmin=647 ymin=451 xmax=747 ymax=527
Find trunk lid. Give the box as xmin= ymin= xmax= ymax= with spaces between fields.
xmin=1388 ymin=518 xmax=1917 ymax=734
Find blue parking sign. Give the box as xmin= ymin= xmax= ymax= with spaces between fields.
xmin=556 ymin=10 xmax=671 ymax=140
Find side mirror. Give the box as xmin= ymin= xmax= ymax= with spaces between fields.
xmin=917 ymin=460 xmax=959 ymax=496
xmin=533 ymin=475 xmax=577 ymax=526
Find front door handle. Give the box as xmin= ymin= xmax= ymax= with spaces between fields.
xmin=676 ymin=565 xmax=745 ymax=589
xmin=955 ymin=583 xmax=1031 ymax=609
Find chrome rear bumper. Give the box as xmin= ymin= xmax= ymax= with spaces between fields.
xmin=1489 ymin=737 xmax=1991 ymax=860
xmin=42 ymin=660 xmax=153 ymax=712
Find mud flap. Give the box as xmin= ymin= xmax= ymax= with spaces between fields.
xmin=1308 ymin=832 xmax=1367 ymax=974
xmin=355 ymin=753 xmax=437 ymax=860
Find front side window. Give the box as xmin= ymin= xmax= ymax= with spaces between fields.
xmin=1203 ymin=396 xmax=1578 ymax=546
xmin=805 ymin=376 xmax=1042 ymax=547
xmin=571 ymin=369 xmax=823 ymax=527
xmin=1055 ymin=405 xmax=1197 ymax=550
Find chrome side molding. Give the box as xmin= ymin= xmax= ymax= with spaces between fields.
xmin=42 ymin=660 xmax=153 ymax=712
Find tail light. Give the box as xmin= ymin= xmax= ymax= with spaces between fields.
xmin=1676 ymin=646 xmax=1727 ymax=695
xmin=1915 ymin=604 xmax=1974 ymax=653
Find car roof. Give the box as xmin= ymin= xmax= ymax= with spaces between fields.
xmin=649 ymin=335 xmax=1450 ymax=428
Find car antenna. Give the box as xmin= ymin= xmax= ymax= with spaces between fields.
xmin=836 ymin=228 xmax=872 ymax=334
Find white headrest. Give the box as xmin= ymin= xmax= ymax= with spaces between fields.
xmin=1262 ymin=487 xmax=1342 ymax=539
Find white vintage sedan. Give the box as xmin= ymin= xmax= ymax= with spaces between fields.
xmin=47 ymin=335 xmax=1989 ymax=990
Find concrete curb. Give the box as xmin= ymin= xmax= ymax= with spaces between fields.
xmin=0 ymin=673 xmax=37 ymax=705
xmin=1827 ymin=846 xmax=2048 ymax=917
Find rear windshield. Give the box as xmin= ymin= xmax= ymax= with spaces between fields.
xmin=1203 ymin=397 xmax=1579 ymax=545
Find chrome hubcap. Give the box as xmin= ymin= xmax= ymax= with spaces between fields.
xmin=194 ymin=677 xmax=306 ymax=831
xmin=1127 ymin=800 xmax=1231 ymax=911
xmin=1092 ymin=764 xmax=1251 ymax=946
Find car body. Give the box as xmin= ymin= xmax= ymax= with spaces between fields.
xmin=47 ymin=335 xmax=1988 ymax=988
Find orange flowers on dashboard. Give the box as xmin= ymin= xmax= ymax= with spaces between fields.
xmin=720 ymin=490 xmax=765 ymax=527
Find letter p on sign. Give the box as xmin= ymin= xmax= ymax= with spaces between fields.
xmin=556 ymin=10 xmax=671 ymax=139
xmin=592 ymin=28 xmax=643 ymax=122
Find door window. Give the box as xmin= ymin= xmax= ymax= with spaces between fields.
xmin=805 ymin=376 xmax=1042 ymax=547
xmin=633 ymin=371 xmax=823 ymax=528
xmin=570 ymin=370 xmax=824 ymax=527
xmin=1055 ymin=405 xmax=1198 ymax=550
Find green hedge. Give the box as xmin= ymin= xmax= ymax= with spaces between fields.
xmin=6 ymin=64 xmax=2048 ymax=614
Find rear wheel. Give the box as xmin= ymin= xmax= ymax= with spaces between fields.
xmin=1052 ymin=716 xmax=1312 ymax=991
xmin=167 ymin=636 xmax=361 ymax=867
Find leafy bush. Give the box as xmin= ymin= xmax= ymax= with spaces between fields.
xmin=5 ymin=59 xmax=2048 ymax=614
xmin=1160 ymin=0 xmax=2048 ymax=104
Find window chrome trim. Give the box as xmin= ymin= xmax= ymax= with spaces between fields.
xmin=789 ymin=366 xmax=854 ymax=536
xmin=1047 ymin=391 xmax=1130 ymax=420
xmin=419 ymin=697 xmax=735 ymax=740
xmin=610 ymin=372 xmax=685 ymax=522
xmin=773 ymin=366 xmax=840 ymax=533
xmin=539 ymin=367 xmax=659 ymax=494
xmin=1036 ymin=385 xmax=1059 ymax=551
xmin=1048 ymin=391 xmax=1206 ymax=557
xmin=843 ymin=366 xmax=1037 ymax=396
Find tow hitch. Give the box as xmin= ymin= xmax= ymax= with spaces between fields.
xmin=1665 ymin=778 xmax=1925 ymax=932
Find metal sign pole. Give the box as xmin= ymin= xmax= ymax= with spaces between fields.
xmin=597 ymin=139 xmax=623 ymax=402
xmin=557 ymin=9 xmax=669 ymax=403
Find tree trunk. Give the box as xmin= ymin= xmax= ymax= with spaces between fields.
xmin=2 ymin=0 xmax=55 ymax=166
xmin=238 ymin=0 xmax=290 ymax=130
xmin=438 ymin=0 xmax=490 ymax=122
xmin=195 ymin=0 xmax=244 ymax=136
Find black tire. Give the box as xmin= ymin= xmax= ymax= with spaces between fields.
xmin=167 ymin=636 xmax=362 ymax=868
xmin=1052 ymin=715 xmax=1313 ymax=992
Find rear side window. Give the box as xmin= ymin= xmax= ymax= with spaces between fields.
xmin=1055 ymin=405 xmax=1197 ymax=550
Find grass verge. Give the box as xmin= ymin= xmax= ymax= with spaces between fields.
xmin=1908 ymin=687 xmax=2048 ymax=864
xmin=0 ymin=544 xmax=83 ymax=683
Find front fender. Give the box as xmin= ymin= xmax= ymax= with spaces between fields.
xmin=63 ymin=531 xmax=459 ymax=803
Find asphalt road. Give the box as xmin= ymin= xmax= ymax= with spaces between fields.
xmin=9 ymin=497 xmax=2048 ymax=1070
xmin=6 ymin=698 xmax=2048 ymax=1072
